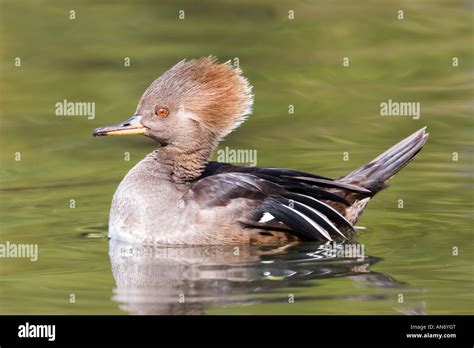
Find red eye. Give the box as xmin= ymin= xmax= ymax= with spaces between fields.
xmin=155 ymin=107 xmax=169 ymax=118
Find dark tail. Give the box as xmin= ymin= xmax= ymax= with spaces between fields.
xmin=339 ymin=127 xmax=429 ymax=195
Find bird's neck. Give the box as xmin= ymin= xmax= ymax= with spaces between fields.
xmin=155 ymin=139 xmax=218 ymax=184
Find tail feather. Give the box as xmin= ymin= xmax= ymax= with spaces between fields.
xmin=340 ymin=127 xmax=429 ymax=195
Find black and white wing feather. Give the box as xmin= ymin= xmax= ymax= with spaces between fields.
xmin=189 ymin=163 xmax=366 ymax=242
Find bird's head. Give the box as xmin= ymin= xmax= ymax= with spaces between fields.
xmin=93 ymin=57 xmax=253 ymax=151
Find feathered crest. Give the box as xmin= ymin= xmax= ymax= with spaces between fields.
xmin=137 ymin=56 xmax=254 ymax=139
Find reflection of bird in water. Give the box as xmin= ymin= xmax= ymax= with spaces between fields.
xmin=109 ymin=239 xmax=417 ymax=315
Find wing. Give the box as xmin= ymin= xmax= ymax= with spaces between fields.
xmin=200 ymin=162 xmax=370 ymax=195
xmin=188 ymin=162 xmax=369 ymax=242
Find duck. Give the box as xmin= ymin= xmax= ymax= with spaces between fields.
xmin=93 ymin=56 xmax=428 ymax=246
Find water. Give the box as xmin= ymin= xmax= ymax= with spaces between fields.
xmin=0 ymin=0 xmax=473 ymax=315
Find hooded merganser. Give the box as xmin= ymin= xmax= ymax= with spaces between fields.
xmin=93 ymin=57 xmax=428 ymax=245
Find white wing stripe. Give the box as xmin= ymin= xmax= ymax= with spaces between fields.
xmin=292 ymin=201 xmax=346 ymax=239
xmin=292 ymin=193 xmax=354 ymax=228
xmin=280 ymin=204 xmax=333 ymax=241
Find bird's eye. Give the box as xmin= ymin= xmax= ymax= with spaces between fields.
xmin=155 ymin=107 xmax=169 ymax=118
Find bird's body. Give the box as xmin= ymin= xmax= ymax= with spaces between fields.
xmin=94 ymin=57 xmax=428 ymax=246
